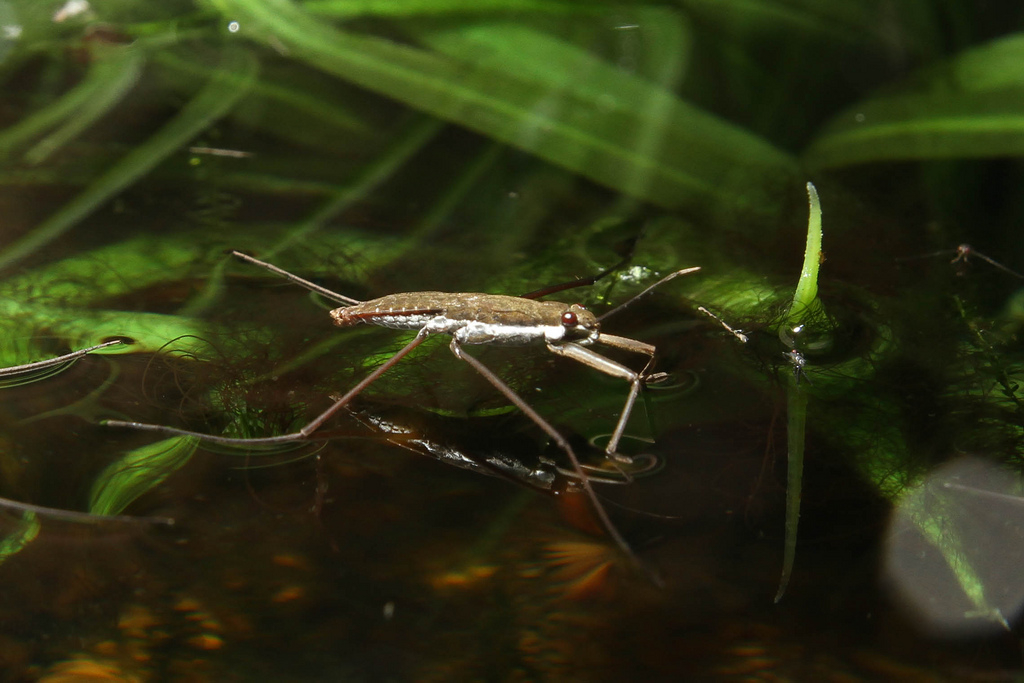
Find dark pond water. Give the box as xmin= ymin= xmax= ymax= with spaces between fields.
xmin=1 ymin=2 xmax=1024 ymax=680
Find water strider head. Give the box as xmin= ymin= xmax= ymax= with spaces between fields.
xmin=557 ymin=302 xmax=600 ymax=344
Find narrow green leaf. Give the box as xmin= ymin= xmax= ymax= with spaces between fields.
xmin=0 ymin=47 xmax=259 ymax=273
xmin=24 ymin=46 xmax=145 ymax=164
xmin=805 ymin=34 xmax=1024 ymax=168
xmin=0 ymin=234 xmax=226 ymax=304
xmin=266 ymin=116 xmax=443 ymax=256
xmin=784 ymin=181 xmax=823 ymax=326
xmin=155 ymin=49 xmax=371 ymax=138
xmin=302 ymin=0 xmax=605 ymax=18
xmin=676 ymin=0 xmax=876 ymax=41
xmin=207 ymin=0 xmax=797 ymax=211
xmin=0 ymin=46 xmax=141 ymax=159
xmin=42 ymin=309 xmax=222 ymax=358
xmin=888 ymin=459 xmax=1024 ymax=633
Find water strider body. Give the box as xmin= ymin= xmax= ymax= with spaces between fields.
xmin=105 ymin=251 xmax=700 ymax=574
xmin=333 ymin=292 xmax=600 ymax=346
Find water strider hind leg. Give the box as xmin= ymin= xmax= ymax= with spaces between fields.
xmin=0 ymin=339 xmax=126 ymax=378
xmin=447 ymin=337 xmax=649 ymax=574
xmin=103 ymin=332 xmax=431 ymax=446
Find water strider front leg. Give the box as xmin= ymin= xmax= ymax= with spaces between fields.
xmin=546 ymin=335 xmax=659 ymax=461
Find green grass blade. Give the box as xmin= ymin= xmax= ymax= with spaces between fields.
xmin=155 ymin=49 xmax=371 ymax=138
xmin=24 ymin=46 xmax=145 ymax=164
xmin=0 ymin=46 xmax=141 ymax=159
xmin=805 ymin=34 xmax=1024 ymax=168
xmin=784 ymin=182 xmax=823 ymax=326
xmin=0 ymin=47 xmax=259 ymax=273
xmin=302 ymin=0 xmax=605 ymax=18
xmin=206 ymin=0 xmax=797 ymax=211
xmin=677 ymin=0 xmax=875 ymax=41
xmin=413 ymin=14 xmax=699 ymax=204
xmin=266 ymin=116 xmax=443 ymax=256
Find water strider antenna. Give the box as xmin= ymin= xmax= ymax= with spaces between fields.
xmin=230 ymin=251 xmax=363 ymax=306
xmin=597 ymin=267 xmax=700 ymax=322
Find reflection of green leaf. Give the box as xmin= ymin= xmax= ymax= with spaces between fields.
xmin=0 ymin=234 xmax=229 ymax=305
xmin=207 ymin=0 xmax=797 ymax=211
xmin=806 ymin=34 xmax=1024 ymax=168
xmin=42 ymin=309 xmax=221 ymax=358
xmin=89 ymin=436 xmax=200 ymax=517
xmin=0 ymin=46 xmax=259 ymax=272
xmin=0 ymin=223 xmax=425 ymax=369
xmin=0 ymin=303 xmax=221 ymax=361
xmin=888 ymin=459 xmax=1024 ymax=632
xmin=0 ymin=226 xmax=404 ymax=307
xmin=0 ymin=512 xmax=39 ymax=567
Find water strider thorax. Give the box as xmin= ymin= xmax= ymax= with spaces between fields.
xmin=329 ymin=292 xmax=600 ymax=346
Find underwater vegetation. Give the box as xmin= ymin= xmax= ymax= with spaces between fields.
xmin=1 ymin=0 xmax=1024 ymax=678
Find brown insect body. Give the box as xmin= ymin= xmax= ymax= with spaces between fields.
xmin=331 ymin=292 xmax=599 ymax=346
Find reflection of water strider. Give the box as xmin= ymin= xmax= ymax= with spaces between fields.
xmin=105 ymin=250 xmax=700 ymax=574
xmin=347 ymin=406 xmax=661 ymax=492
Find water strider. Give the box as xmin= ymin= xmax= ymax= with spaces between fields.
xmin=948 ymin=244 xmax=1024 ymax=279
xmin=104 ymin=251 xmax=700 ymax=571
xmin=898 ymin=243 xmax=1024 ymax=279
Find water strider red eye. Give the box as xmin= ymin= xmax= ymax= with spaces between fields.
xmin=561 ymin=311 xmax=578 ymax=327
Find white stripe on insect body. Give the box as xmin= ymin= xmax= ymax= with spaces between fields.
xmin=455 ymin=321 xmax=566 ymax=345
